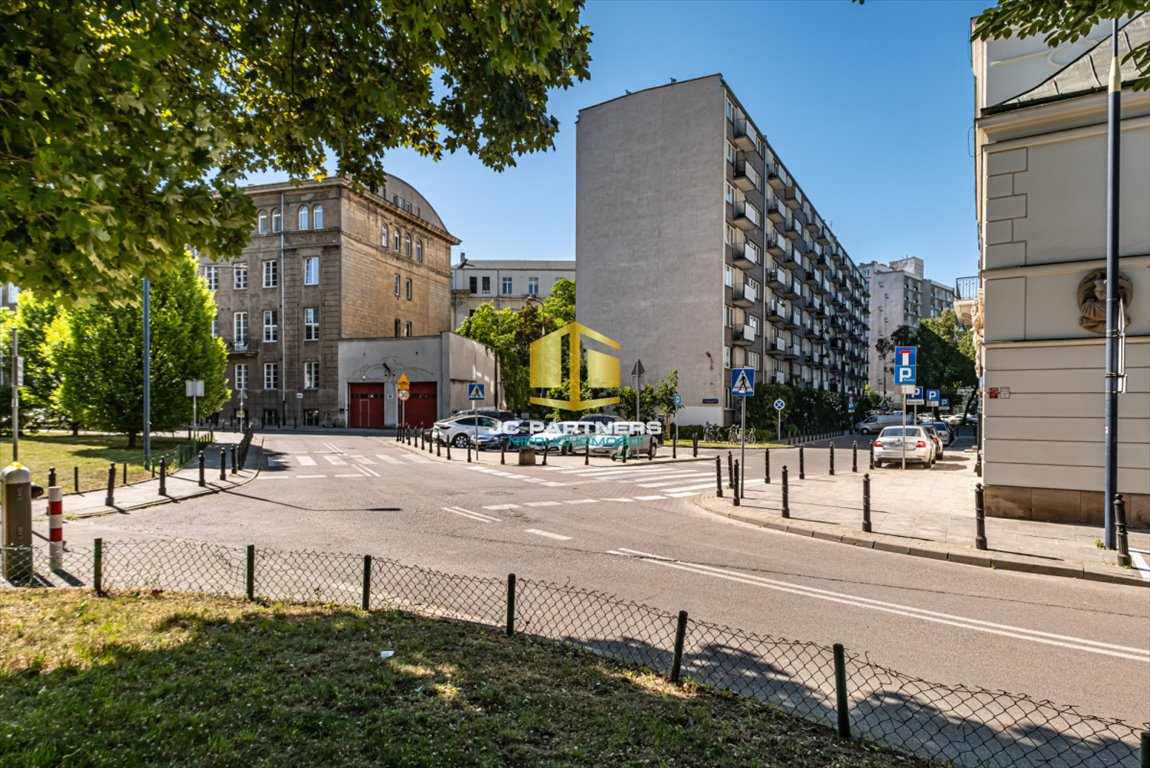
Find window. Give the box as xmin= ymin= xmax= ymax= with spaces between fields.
xmin=724 ymin=267 xmax=733 ymax=288
xmin=381 ymin=223 xmax=389 ymax=246
xmin=415 ymin=240 xmax=423 ymax=262
xmin=210 ymin=315 xmax=218 ymax=337
xmin=725 ymin=182 xmax=735 ymax=205
xmin=304 ymin=362 xmax=319 ymax=390
xmin=748 ymin=351 xmax=761 ymax=370
xmin=726 ymin=141 xmax=736 ymax=165
xmin=271 ymin=209 xmax=282 ymax=233
xmin=204 ymin=265 xmax=218 ymax=291
xmin=233 ymin=312 xmax=248 ymax=345
xmin=304 ymin=256 xmax=319 ymax=285
xmin=723 ymin=346 xmax=731 ymax=368
xmin=234 ymin=363 xmax=248 ymax=392
xmin=501 ymin=276 xmax=512 ymax=295
xmin=394 ymin=273 xmax=401 ymax=296
xmin=263 ymin=363 xmax=279 ymax=390
xmin=481 ymin=276 xmax=491 ymax=294
xmin=298 ymin=205 xmax=309 ymax=230
xmin=393 ymin=230 xmax=401 ymax=252
xmin=748 ymin=315 xmax=759 ymax=331
xmin=725 ymin=224 xmax=737 ymax=246
xmin=469 ymin=276 xmax=478 ymax=294
xmin=304 ymin=307 xmax=319 ymax=341
xmin=263 ymin=309 xmax=278 ymax=343
xmin=527 ymin=277 xmax=539 ymax=296
xmin=262 ymin=260 xmax=277 ymax=288
xmin=405 ymin=321 xmax=413 ymax=337
xmin=313 ymin=204 xmax=323 ymax=229
xmin=257 ymin=211 xmax=268 ymax=235
xmin=725 ymin=306 xmax=733 ymax=327
xmin=234 ymin=265 xmax=248 ymax=290
xmin=404 ymin=235 xmax=411 ymax=257
xmin=725 ymin=98 xmax=734 ymax=121
xmin=394 ymin=318 xmax=402 ymax=337
xmin=405 ymin=278 xmax=412 ymax=300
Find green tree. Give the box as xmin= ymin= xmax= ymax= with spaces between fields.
xmin=2 ymin=1 xmax=593 ymax=304
xmin=542 ymin=278 xmax=577 ymax=326
xmin=14 ymin=291 xmax=61 ymax=421
xmin=457 ymin=303 xmax=531 ymax=413
xmin=973 ymin=1 xmax=1150 ymax=92
xmin=48 ymin=254 xmax=228 ymax=446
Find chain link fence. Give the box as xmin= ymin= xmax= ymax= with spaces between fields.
xmin=2 ymin=540 xmax=1144 ymax=767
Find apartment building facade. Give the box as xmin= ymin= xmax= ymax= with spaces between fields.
xmin=861 ymin=257 xmax=957 ymax=399
xmin=450 ymin=259 xmax=576 ymax=329
xmin=576 ymin=75 xmax=869 ymax=426
xmin=200 ymin=177 xmax=459 ymax=428
xmin=972 ymin=14 xmax=1149 ymax=526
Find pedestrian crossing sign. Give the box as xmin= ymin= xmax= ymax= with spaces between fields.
xmin=730 ymin=368 xmax=755 ymax=396
xmin=468 ymin=383 xmax=485 ymax=401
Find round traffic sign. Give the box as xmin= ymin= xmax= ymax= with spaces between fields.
xmin=398 ymin=390 xmax=410 ymax=401
xmin=773 ymin=398 xmax=786 ymax=411
xmin=673 ymin=393 xmax=682 ymax=408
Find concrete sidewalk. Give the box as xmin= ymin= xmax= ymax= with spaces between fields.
xmin=695 ymin=440 xmax=1150 ymax=588
xmin=34 ymin=432 xmax=261 ymax=520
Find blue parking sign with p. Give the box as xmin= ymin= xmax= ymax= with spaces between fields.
xmin=895 ymin=365 xmax=916 ymax=384
xmin=927 ymin=389 xmax=940 ymax=404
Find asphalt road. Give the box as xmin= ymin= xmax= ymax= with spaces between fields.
xmin=60 ymin=432 xmax=1150 ymax=728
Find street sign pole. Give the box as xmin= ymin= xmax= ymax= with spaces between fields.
xmin=902 ymin=394 xmax=907 ymax=471
xmin=740 ymin=395 xmax=747 ymax=490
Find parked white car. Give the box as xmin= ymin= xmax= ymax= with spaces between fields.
xmin=872 ymin=426 xmax=935 ymax=468
xmin=432 ymin=414 xmax=501 ymax=448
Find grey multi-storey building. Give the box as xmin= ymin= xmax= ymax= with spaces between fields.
xmin=860 ymin=257 xmax=957 ymax=399
xmin=576 ymin=75 xmax=869 ymax=426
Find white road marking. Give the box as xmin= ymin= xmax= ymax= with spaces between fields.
xmin=635 ymin=495 xmax=668 ymax=501
xmin=323 ymin=442 xmax=343 ymax=454
xmin=1130 ymin=550 xmax=1150 ymax=582
xmin=442 ymin=506 xmax=501 ymax=523
xmin=296 ymin=456 xmax=317 ymax=466
xmin=376 ymin=455 xmax=403 ymax=465
xmin=542 ymin=482 xmax=569 ymax=487
xmin=333 ymin=473 xmax=362 ymax=478
xmin=615 ymin=547 xmax=673 ymax=561
xmin=660 ymin=481 xmax=719 ymax=493
xmin=635 ymin=555 xmax=1150 ymax=662
xmin=566 ymin=499 xmax=598 ymax=505
xmin=297 ymin=474 xmax=326 ymax=479
xmin=602 ymin=497 xmax=633 ymax=503
xmin=664 ymin=491 xmax=701 ymax=498
xmin=524 ymin=501 xmax=561 ymax=507
xmin=482 ymin=504 xmax=521 ymax=511
xmin=323 ymin=455 xmax=347 ymax=466
xmin=524 ymin=528 xmax=572 ymax=541
xmin=354 ymin=465 xmax=380 ymax=478
xmin=255 ymin=476 xmax=290 ymax=480
xmin=404 ymin=455 xmax=431 ymax=463
xmin=351 ymin=455 xmax=375 ymax=465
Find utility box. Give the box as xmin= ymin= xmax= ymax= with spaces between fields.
xmin=518 ymin=446 xmax=537 ymax=466
xmin=2 ymin=463 xmax=33 ymax=581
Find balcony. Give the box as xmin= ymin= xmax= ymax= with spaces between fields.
xmin=772 ymin=370 xmax=787 ymax=385
xmin=767 ymin=336 xmax=787 ymax=357
xmin=785 ymin=311 xmax=802 ymax=330
xmin=815 ymin=227 xmax=830 ymax=245
xmin=732 ymin=200 xmax=761 ymax=231
xmin=786 ymin=343 xmax=801 ymax=360
xmin=783 ymin=218 xmax=803 ymax=240
xmin=784 ymin=186 xmax=803 ymax=209
xmin=733 ymin=158 xmax=761 ymax=191
xmin=766 ymin=164 xmax=787 ymax=190
xmin=765 ymin=198 xmax=787 ymax=223
xmin=732 ymin=241 xmax=760 ymax=269
xmin=228 ymin=339 xmax=258 ymax=355
xmin=782 ymin=280 xmax=800 ymax=300
xmin=732 ymin=118 xmax=758 ymax=153
xmin=765 ymin=232 xmax=788 ymax=257
xmin=766 ymin=301 xmax=786 ymax=325
xmin=805 ymin=216 xmax=819 ymax=233
xmin=804 ymin=267 xmax=819 ymax=287
xmin=765 ymin=267 xmax=787 ymax=288
xmin=733 ymin=323 xmax=756 ymax=346
xmin=733 ymin=282 xmax=756 ymax=307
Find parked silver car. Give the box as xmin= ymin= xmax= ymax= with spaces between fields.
xmin=872 ymin=426 xmax=935 ymax=468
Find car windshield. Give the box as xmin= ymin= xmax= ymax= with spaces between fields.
xmin=879 ymin=427 xmax=921 ymax=437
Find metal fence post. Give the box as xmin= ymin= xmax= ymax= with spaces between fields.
xmin=670 ymin=610 xmax=688 ymax=684
xmin=862 ymin=473 xmax=871 ymax=533
xmin=246 ymin=544 xmax=255 ymax=601
xmin=714 ymin=456 xmax=723 ymax=498
xmin=829 ymin=444 xmax=835 ymax=476
xmin=852 ymin=441 xmax=858 ymax=473
xmin=93 ymin=538 xmax=103 ymax=596
xmin=506 ymin=573 xmax=517 ymax=637
xmin=975 ymin=482 xmax=987 ymax=551
xmin=833 ymin=643 xmax=851 ymax=739
xmin=105 ymin=463 xmax=115 ymax=507
xmin=219 ymin=448 xmax=227 ymax=481
xmin=362 ymin=555 xmax=372 ymax=611
xmin=159 ymin=457 xmax=167 ymax=496
xmin=733 ymin=459 xmax=741 ymax=507
xmin=764 ymin=448 xmax=770 ymax=484
xmin=799 ymin=446 xmax=805 ymax=480
xmin=1115 ymin=494 xmax=1131 ymax=568
xmin=781 ymin=465 xmax=789 ymax=518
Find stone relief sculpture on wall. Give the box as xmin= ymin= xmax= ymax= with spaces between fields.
xmin=1077 ymin=269 xmax=1132 ymax=334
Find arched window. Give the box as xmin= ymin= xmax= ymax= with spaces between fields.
xmin=271 ymin=209 xmax=282 ymax=233
xmin=415 ymin=239 xmax=423 ymax=262
xmin=381 ymin=223 xmax=389 ymax=246
xmin=257 ymin=211 xmax=268 ymax=235
xmin=313 ymin=204 xmax=324 ymax=229
xmin=393 ymin=230 xmax=401 ymax=252
xmin=404 ymin=235 xmax=411 ymax=257
xmin=298 ymin=205 xmax=310 ymax=230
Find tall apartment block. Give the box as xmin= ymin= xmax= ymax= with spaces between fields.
xmin=860 ymin=257 xmax=957 ymax=399
xmin=199 ymin=177 xmax=459 ymax=427
xmin=576 ymin=75 xmax=869 ymax=426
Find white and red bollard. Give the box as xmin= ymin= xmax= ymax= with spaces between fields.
xmin=48 ymin=485 xmax=64 ymax=570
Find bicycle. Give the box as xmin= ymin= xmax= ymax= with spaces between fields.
xmin=702 ymin=422 xmax=723 ymax=443
xmin=727 ymin=424 xmax=743 ymax=444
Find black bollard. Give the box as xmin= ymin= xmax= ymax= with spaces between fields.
xmin=692 ymin=436 xmax=698 ymax=458
xmin=727 ymin=451 xmax=733 ymax=489
xmin=446 ymin=440 xmax=452 ymax=461
xmin=975 ymin=482 xmax=987 ymax=550
xmin=829 ymin=444 xmax=835 ymax=476
xmin=672 ymin=432 xmax=677 ymax=459
xmin=781 ymin=465 xmax=789 ymax=518
xmin=1115 ymin=494 xmax=1131 ymax=568
xmin=74 ymin=466 xmax=80 ymax=494
xmin=585 ymin=441 xmax=590 ymax=466
xmin=467 ymin=443 xmax=472 ymax=463
xmin=869 ymin=442 xmax=875 ymax=470
xmin=230 ymin=445 xmax=238 ymax=474
xmin=862 ymin=473 xmax=871 ymax=533
xmin=799 ymin=446 xmax=805 ymax=480
xmin=542 ymin=444 xmax=548 ymax=465
xmin=48 ymin=466 xmax=56 ymax=489
xmin=852 ymin=441 xmax=858 ymax=473
xmin=714 ymin=455 xmax=723 ymax=498
xmin=733 ymin=460 xmax=741 ymax=507
xmin=219 ymin=448 xmax=227 ymax=481
xmin=765 ymin=448 xmax=771 ymax=484
xmin=198 ymin=451 xmax=206 ymax=487
xmin=105 ymin=463 xmax=116 ymax=507
xmin=123 ymin=461 xmax=128 ymax=484
xmin=437 ymin=439 xmax=442 ymax=458
xmin=159 ymin=457 xmax=168 ymax=495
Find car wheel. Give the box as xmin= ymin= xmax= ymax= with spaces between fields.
xmin=873 ymin=459 xmax=882 ymax=468
xmin=858 ymin=428 xmax=869 ymax=435
xmin=452 ymin=433 xmax=469 ymax=448
xmin=648 ymin=442 xmax=657 ymax=460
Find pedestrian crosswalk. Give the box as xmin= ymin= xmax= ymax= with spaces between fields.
xmin=465 ymin=461 xmax=719 ymax=501
xmin=257 ymin=451 xmax=432 ymax=479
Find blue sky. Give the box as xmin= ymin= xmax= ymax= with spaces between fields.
xmin=250 ymin=0 xmax=994 ymax=287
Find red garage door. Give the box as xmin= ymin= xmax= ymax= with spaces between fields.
xmin=348 ymin=383 xmax=386 ymax=428
xmin=404 ymin=381 xmax=437 ymax=427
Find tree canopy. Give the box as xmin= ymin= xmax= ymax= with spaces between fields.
xmin=889 ymin=309 xmax=977 ymax=406
xmin=973 ymin=1 xmax=1150 ymax=91
xmin=1 ymin=1 xmax=593 ymax=304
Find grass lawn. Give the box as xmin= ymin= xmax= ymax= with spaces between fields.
xmin=0 ymin=433 xmax=203 ymax=494
xmin=0 ymin=590 xmax=941 ymax=768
